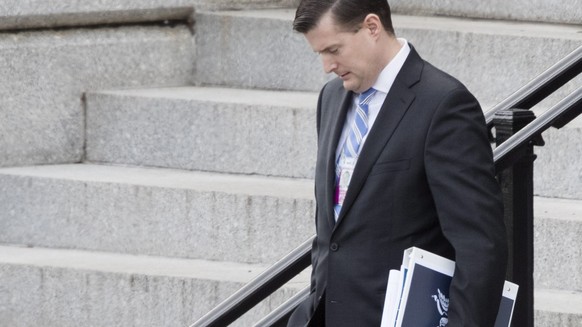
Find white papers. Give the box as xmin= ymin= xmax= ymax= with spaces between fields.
xmin=380 ymin=269 xmax=403 ymax=327
xmin=381 ymin=247 xmax=518 ymax=327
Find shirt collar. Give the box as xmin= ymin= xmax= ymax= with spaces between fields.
xmin=372 ymin=38 xmax=411 ymax=94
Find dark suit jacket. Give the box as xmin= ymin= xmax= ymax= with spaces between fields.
xmin=288 ymin=46 xmax=507 ymax=327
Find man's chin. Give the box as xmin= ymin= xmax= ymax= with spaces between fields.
xmin=342 ymin=81 xmax=358 ymax=92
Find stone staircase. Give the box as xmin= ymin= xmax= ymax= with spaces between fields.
xmin=0 ymin=1 xmax=581 ymax=326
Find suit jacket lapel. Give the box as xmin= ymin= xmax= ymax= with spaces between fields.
xmin=334 ymin=47 xmax=424 ymax=227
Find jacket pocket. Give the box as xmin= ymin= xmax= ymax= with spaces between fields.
xmin=369 ymin=159 xmax=410 ymax=176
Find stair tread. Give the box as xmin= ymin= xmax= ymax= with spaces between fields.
xmin=90 ymin=85 xmax=318 ymax=109
xmin=0 ymin=244 xmax=309 ymax=288
xmin=0 ymin=163 xmax=313 ymax=200
xmin=1 ymin=245 xmax=579 ymax=314
xmin=535 ymin=197 xmax=582 ymax=222
xmin=209 ymin=9 xmax=582 ymax=40
xmin=1 ymin=164 xmax=580 ymax=212
xmin=535 ymin=288 xmax=582 ymax=314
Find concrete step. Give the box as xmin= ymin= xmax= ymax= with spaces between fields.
xmin=0 ymin=24 xmax=194 ymax=169
xmin=535 ymin=289 xmax=582 ymax=327
xmin=0 ymin=1 xmax=193 ymax=31
xmin=0 ymin=0 xmax=298 ymax=31
xmin=194 ymin=10 xmax=582 ymax=106
xmin=0 ymin=245 xmax=309 ymax=327
xmin=193 ymin=0 xmax=299 ymax=11
xmin=534 ymin=197 xmax=582 ymax=291
xmin=0 ymin=164 xmax=315 ymax=264
xmin=85 ymin=85 xmax=581 ymax=198
xmin=389 ymin=0 xmax=581 ymax=25
xmin=85 ymin=86 xmax=318 ymax=178
xmin=534 ymin=114 xmax=582 ymax=199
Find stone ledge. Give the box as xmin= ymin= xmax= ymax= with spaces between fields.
xmin=0 ymin=0 xmax=299 ymax=31
xmin=0 ymin=1 xmax=194 ymax=31
xmin=0 ymin=25 xmax=194 ymax=168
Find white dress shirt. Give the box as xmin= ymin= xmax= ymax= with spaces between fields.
xmin=335 ymin=38 xmax=411 ymax=162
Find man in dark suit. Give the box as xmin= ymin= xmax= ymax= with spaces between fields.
xmin=288 ymin=1 xmax=508 ymax=326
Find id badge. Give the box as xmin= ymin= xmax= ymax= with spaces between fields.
xmin=335 ymin=156 xmax=357 ymax=206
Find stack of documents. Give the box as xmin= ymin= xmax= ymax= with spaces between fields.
xmin=381 ymin=247 xmax=518 ymax=327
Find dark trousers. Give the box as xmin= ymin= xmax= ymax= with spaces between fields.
xmin=287 ymin=292 xmax=326 ymax=327
xmin=308 ymin=294 xmax=325 ymax=327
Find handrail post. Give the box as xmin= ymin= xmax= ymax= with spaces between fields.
xmin=494 ymin=109 xmax=536 ymax=327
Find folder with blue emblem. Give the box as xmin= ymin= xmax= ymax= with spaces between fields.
xmin=381 ymin=247 xmax=518 ymax=327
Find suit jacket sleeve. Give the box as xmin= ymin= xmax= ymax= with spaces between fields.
xmin=287 ymin=84 xmax=328 ymax=327
xmin=310 ymin=82 xmax=326 ymax=293
xmin=424 ymin=87 xmax=508 ymax=326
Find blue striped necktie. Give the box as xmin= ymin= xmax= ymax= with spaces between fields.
xmin=343 ymin=88 xmax=376 ymax=158
xmin=334 ymin=87 xmax=377 ymax=218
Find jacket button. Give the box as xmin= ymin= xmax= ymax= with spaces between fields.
xmin=330 ymin=243 xmax=339 ymax=251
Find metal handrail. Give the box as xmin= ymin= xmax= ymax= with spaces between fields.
xmin=494 ymin=87 xmax=582 ymax=171
xmin=253 ymin=286 xmax=310 ymax=327
xmin=484 ymin=45 xmax=582 ymax=125
xmin=190 ymin=235 xmax=313 ymax=327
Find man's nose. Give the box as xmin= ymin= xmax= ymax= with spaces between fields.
xmin=322 ymin=55 xmax=337 ymax=74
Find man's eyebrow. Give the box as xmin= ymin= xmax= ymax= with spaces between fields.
xmin=316 ymin=45 xmax=339 ymax=54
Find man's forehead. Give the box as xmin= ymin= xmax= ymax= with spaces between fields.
xmin=315 ymin=12 xmax=346 ymax=33
xmin=305 ymin=13 xmax=352 ymax=52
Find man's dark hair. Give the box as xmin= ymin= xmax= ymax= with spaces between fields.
xmin=293 ymin=0 xmax=394 ymax=35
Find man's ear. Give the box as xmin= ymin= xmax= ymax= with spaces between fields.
xmin=363 ymin=14 xmax=382 ymax=37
